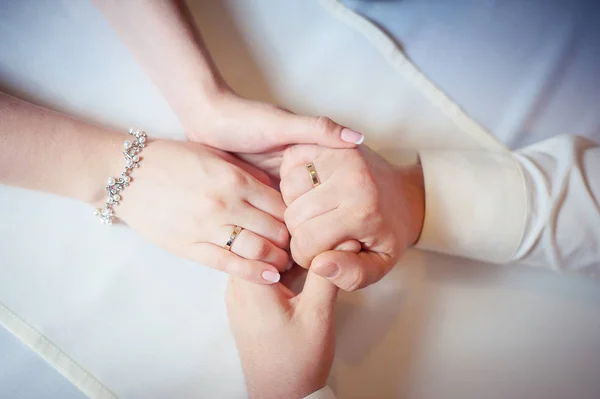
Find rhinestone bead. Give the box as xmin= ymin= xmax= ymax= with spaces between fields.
xmin=139 ymin=136 xmax=146 ymax=143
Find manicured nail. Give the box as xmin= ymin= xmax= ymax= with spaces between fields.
xmin=341 ymin=128 xmax=364 ymax=145
xmin=262 ymin=270 xmax=281 ymax=283
xmin=285 ymin=259 xmax=294 ymax=271
xmin=315 ymin=263 xmax=339 ymax=279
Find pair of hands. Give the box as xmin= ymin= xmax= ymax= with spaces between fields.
xmin=114 ymin=90 xmax=424 ymax=398
xmin=116 ymin=90 xmax=423 ymax=288
xmin=115 ymin=90 xmax=368 ymax=283
xmin=224 ymin=143 xmax=425 ymax=398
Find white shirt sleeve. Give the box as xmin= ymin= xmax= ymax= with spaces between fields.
xmin=304 ymin=385 xmax=337 ymax=399
xmin=415 ymin=134 xmax=600 ymax=274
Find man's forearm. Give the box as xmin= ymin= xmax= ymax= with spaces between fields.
xmin=0 ymin=92 xmax=125 ymax=205
xmin=93 ymin=0 xmax=226 ymax=132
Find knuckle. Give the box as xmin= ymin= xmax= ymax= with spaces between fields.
xmin=355 ymin=201 xmax=378 ymax=225
xmin=275 ymin=222 xmax=290 ymax=247
xmin=290 ymin=234 xmax=311 ymax=267
xmin=284 ymin=207 xmax=299 ymax=233
xmin=223 ymin=168 xmax=249 ymax=190
xmin=279 ymin=177 xmax=294 ymax=202
xmin=314 ymin=116 xmax=338 ymax=136
xmin=206 ymin=196 xmax=229 ymax=214
xmin=346 ymin=268 xmax=367 ymax=292
xmin=348 ymin=168 xmax=376 ymax=195
xmin=252 ymin=239 xmax=272 ymax=260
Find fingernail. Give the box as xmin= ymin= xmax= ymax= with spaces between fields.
xmin=285 ymin=259 xmax=294 ymax=271
xmin=314 ymin=263 xmax=339 ymax=279
xmin=262 ymin=270 xmax=281 ymax=283
xmin=341 ymin=128 xmax=364 ymax=145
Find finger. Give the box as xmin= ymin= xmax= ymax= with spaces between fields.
xmin=232 ymin=205 xmax=290 ymax=249
xmin=244 ymin=178 xmax=287 ymax=222
xmin=311 ymin=250 xmax=395 ymax=291
xmin=334 ymin=240 xmax=362 ymax=252
xmin=279 ymin=156 xmax=337 ymax=206
xmin=213 ymin=226 xmax=289 ymax=271
xmin=283 ymin=182 xmax=341 ymax=232
xmin=297 ymin=271 xmax=339 ymax=316
xmin=273 ymin=111 xmax=364 ymax=149
xmin=290 ymin=209 xmax=352 ymax=268
xmin=185 ymin=243 xmax=282 ymax=284
xmin=280 ymin=144 xmax=327 ymax=179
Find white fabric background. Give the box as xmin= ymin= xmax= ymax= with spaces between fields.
xmin=0 ymin=0 xmax=599 ymax=398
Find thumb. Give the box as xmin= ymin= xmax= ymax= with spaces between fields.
xmin=311 ymin=250 xmax=393 ymax=292
xmin=298 ymin=271 xmax=339 ymax=314
xmin=275 ymin=111 xmax=365 ymax=148
xmin=334 ymin=240 xmax=362 ymax=252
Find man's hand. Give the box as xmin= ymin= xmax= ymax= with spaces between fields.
xmin=279 ymin=145 xmax=425 ymax=291
xmin=226 ymin=272 xmax=338 ymax=399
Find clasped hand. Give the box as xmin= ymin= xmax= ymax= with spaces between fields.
xmin=226 ymin=144 xmax=425 ymax=399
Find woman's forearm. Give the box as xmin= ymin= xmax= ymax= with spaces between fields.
xmin=93 ymin=0 xmax=226 ymax=131
xmin=0 ymin=91 xmax=125 ymax=205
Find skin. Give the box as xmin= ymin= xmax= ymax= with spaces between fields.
xmin=226 ymin=146 xmax=425 ymax=397
xmin=226 ymin=272 xmax=338 ymax=399
xmin=0 ymin=92 xmax=287 ymax=283
xmin=2 ymin=0 xmax=428 ymax=393
xmin=93 ymin=0 xmax=364 ymax=178
xmin=280 ymin=145 xmax=425 ymax=291
xmin=1 ymin=0 xmax=365 ymax=283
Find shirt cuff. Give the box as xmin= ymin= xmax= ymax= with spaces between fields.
xmin=415 ymin=150 xmax=527 ymax=263
xmin=304 ymin=385 xmax=337 ymax=399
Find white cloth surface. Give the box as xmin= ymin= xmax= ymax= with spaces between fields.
xmin=1 ymin=1 xmax=600 ymax=399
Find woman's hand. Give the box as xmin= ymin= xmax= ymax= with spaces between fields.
xmin=279 ymin=145 xmax=425 ymax=291
xmin=114 ymin=139 xmax=291 ymax=283
xmin=185 ymin=91 xmax=365 ymax=177
xmin=226 ymin=272 xmax=338 ymax=399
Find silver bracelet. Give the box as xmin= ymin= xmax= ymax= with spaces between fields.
xmin=95 ymin=128 xmax=147 ymax=225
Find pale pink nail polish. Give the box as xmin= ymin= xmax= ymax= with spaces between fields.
xmin=341 ymin=128 xmax=364 ymax=145
xmin=262 ymin=270 xmax=281 ymax=283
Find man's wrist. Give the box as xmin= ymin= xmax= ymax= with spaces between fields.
xmin=395 ymin=162 xmax=425 ymax=246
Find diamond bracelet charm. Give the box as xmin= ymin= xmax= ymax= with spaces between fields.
xmin=95 ymin=128 xmax=147 ymax=225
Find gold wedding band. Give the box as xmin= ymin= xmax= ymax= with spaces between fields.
xmin=305 ymin=162 xmax=321 ymax=187
xmin=224 ymin=226 xmax=243 ymax=251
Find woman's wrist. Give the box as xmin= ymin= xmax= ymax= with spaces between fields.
xmin=177 ymin=83 xmax=234 ymax=142
xmin=74 ymin=129 xmax=130 ymax=207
